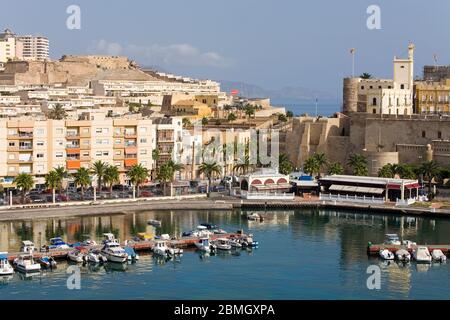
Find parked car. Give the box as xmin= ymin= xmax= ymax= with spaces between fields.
xmin=140 ymin=190 xmax=153 ymax=197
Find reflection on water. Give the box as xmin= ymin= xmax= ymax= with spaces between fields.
xmin=1 ymin=208 xmax=450 ymax=299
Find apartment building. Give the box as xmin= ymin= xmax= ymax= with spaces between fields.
xmin=0 ymin=113 xmax=157 ymax=187
xmin=0 ymin=29 xmax=23 ymax=63
xmin=414 ymin=79 xmax=450 ymax=114
xmin=15 ymin=35 xmax=49 ymax=61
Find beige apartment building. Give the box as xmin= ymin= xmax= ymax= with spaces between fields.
xmin=0 ymin=113 xmax=160 ymax=187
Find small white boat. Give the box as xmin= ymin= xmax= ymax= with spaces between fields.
xmin=194 ymin=237 xmax=215 ymax=253
xmin=413 ymin=246 xmax=432 ymax=263
xmin=0 ymin=252 xmax=14 ymax=276
xmin=101 ymin=242 xmax=128 ymax=263
xmin=68 ymin=249 xmax=86 ymax=263
xmin=20 ymin=240 xmax=36 ymax=253
xmin=215 ymin=238 xmax=232 ymax=251
xmin=384 ymin=234 xmax=401 ymax=245
xmin=240 ymin=234 xmax=259 ymax=247
xmin=147 ymin=219 xmax=162 ymax=227
xmin=395 ymin=249 xmax=411 ymax=262
xmin=38 ymin=256 xmax=57 ymax=269
xmin=13 ymin=254 xmax=41 ymax=273
xmin=402 ymin=240 xmax=417 ymax=248
xmin=431 ymin=249 xmax=447 ymax=263
xmin=191 ymin=226 xmax=213 ymax=238
xmin=247 ymin=213 xmax=261 ymax=221
xmin=82 ymin=239 xmax=97 ymax=247
xmin=229 ymin=239 xmax=242 ymax=248
xmin=87 ymin=249 xmax=107 ymax=264
xmin=153 ymin=241 xmax=183 ymax=257
xmin=379 ymin=249 xmax=394 ymax=260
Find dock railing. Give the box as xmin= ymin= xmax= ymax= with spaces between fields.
xmin=319 ymin=193 xmax=385 ymax=204
xmin=242 ymin=191 xmax=295 ymax=200
xmin=395 ymin=198 xmax=417 ymax=206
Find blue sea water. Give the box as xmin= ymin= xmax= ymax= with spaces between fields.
xmin=272 ymin=100 xmax=341 ymax=117
xmin=1 ymin=209 xmax=450 ymax=300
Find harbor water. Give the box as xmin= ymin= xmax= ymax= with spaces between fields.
xmin=1 ymin=208 xmax=450 ymax=299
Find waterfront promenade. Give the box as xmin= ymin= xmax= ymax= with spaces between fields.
xmin=1 ymin=193 xmax=450 ymax=221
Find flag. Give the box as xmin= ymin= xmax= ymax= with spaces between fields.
xmin=433 ymin=53 xmax=438 ymax=64
xmin=230 ymin=89 xmax=239 ymax=96
xmin=350 ymin=48 xmax=355 ymax=54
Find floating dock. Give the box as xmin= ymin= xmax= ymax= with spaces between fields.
xmin=367 ymin=243 xmax=450 ymax=256
xmin=6 ymin=233 xmax=242 ymax=262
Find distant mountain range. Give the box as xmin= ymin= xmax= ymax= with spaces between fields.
xmin=217 ymin=80 xmax=338 ymax=103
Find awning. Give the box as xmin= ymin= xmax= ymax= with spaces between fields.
xmin=406 ymin=183 xmax=420 ymax=189
xmin=18 ymin=128 xmax=33 ymax=133
xmin=387 ymin=183 xmax=401 ymax=190
xmin=329 ymin=184 xmax=384 ymax=194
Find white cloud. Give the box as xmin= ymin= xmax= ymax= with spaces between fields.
xmin=89 ymin=39 xmax=233 ymax=68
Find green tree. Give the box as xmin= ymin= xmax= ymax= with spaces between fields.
xmin=91 ymin=160 xmax=108 ymax=192
xmin=328 ymin=162 xmax=344 ymax=175
xmin=378 ymin=164 xmax=394 ymax=178
xmin=303 ymin=157 xmax=319 ymax=177
xmin=199 ymin=162 xmax=222 ymax=197
xmin=182 ymin=118 xmax=191 ymax=127
xmin=244 ymin=105 xmax=255 ymax=119
xmin=286 ymin=110 xmax=294 ymax=118
xmin=278 ymin=113 xmax=287 ymax=122
xmin=202 ymin=117 xmax=209 ymax=126
xmin=312 ymin=153 xmax=328 ymax=178
xmin=347 ymin=154 xmax=368 ymax=176
xmin=360 ymin=73 xmax=373 ymax=79
xmin=104 ymin=165 xmax=120 ymax=198
xmin=47 ymin=103 xmax=67 ymax=120
xmin=13 ymin=173 xmax=34 ymax=204
xmin=45 ymin=170 xmax=60 ymax=203
xmin=72 ymin=167 xmax=91 ymax=200
xmin=278 ymin=153 xmax=293 ymax=175
xmin=227 ymin=113 xmax=237 ymax=122
xmin=127 ymin=164 xmax=149 ymax=198
xmin=420 ymin=160 xmax=439 ymax=195
xmin=54 ymin=166 xmax=67 ymax=195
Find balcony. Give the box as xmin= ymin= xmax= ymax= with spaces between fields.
xmin=124 ymin=158 xmax=138 ymax=168
xmin=66 ymin=159 xmax=81 ymax=170
xmin=8 ymin=133 xmax=33 ymax=139
xmin=124 ymin=132 xmax=137 ymax=138
xmin=66 ymin=132 xmax=80 ymax=139
xmin=7 ymin=157 xmax=33 ymax=164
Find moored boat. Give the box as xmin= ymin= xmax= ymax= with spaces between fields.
xmin=153 ymin=240 xmax=183 ymax=257
xmin=124 ymin=246 xmax=139 ymax=262
xmin=194 ymin=237 xmax=215 ymax=253
xmin=215 ymin=238 xmax=232 ymax=251
xmin=0 ymin=252 xmax=14 ymax=276
xmin=384 ymin=234 xmax=401 ymax=246
xmin=413 ymin=246 xmax=432 ymax=263
xmin=20 ymin=241 xmax=36 ymax=253
xmin=38 ymin=256 xmax=57 ymax=269
xmin=68 ymin=249 xmax=86 ymax=263
xmin=101 ymin=242 xmax=128 ymax=263
xmin=87 ymin=249 xmax=107 ymax=264
xmin=13 ymin=254 xmax=41 ymax=273
xmin=395 ymin=249 xmax=411 ymax=262
xmin=431 ymin=249 xmax=447 ymax=263
xmin=379 ymin=249 xmax=394 ymax=260
xmin=49 ymin=237 xmax=70 ymax=250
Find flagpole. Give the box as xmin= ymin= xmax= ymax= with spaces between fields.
xmin=352 ymin=50 xmax=355 ymax=78
xmin=315 ymin=98 xmax=318 ymax=117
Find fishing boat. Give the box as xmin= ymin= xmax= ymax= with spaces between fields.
xmin=68 ymin=249 xmax=86 ymax=263
xmin=38 ymin=256 xmax=57 ymax=269
xmin=379 ymin=249 xmax=395 ymax=260
xmin=215 ymin=238 xmax=232 ymax=251
xmin=101 ymin=242 xmax=128 ymax=263
xmin=147 ymin=219 xmax=162 ymax=227
xmin=431 ymin=249 xmax=447 ymax=263
xmin=413 ymin=246 xmax=432 ymax=263
xmin=395 ymin=249 xmax=411 ymax=262
xmin=20 ymin=240 xmax=36 ymax=253
xmin=384 ymin=234 xmax=401 ymax=245
xmin=49 ymin=237 xmax=70 ymax=250
xmin=194 ymin=237 xmax=216 ymax=253
xmin=87 ymin=249 xmax=107 ymax=264
xmin=124 ymin=246 xmax=139 ymax=262
xmin=0 ymin=252 xmax=14 ymax=276
xmin=153 ymin=240 xmax=183 ymax=257
xmin=13 ymin=254 xmax=41 ymax=273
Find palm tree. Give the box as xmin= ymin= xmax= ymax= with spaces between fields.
xmin=328 ymin=162 xmax=344 ymax=175
xmin=244 ymin=105 xmax=255 ymax=119
xmin=152 ymin=148 xmax=160 ymax=178
xmin=347 ymin=154 xmax=368 ymax=176
xmin=54 ymin=166 xmax=67 ymax=195
xmin=157 ymin=163 xmax=173 ymax=196
xmin=420 ymin=160 xmax=439 ymax=195
xmin=378 ymin=164 xmax=394 ymax=178
xmin=45 ymin=170 xmax=60 ymax=203
xmin=313 ymin=153 xmax=327 ymax=178
xmin=91 ymin=160 xmax=107 ymax=193
xmin=104 ymin=165 xmax=120 ymax=198
xmin=47 ymin=103 xmax=67 ymax=120
xmin=199 ymin=162 xmax=222 ymax=197
xmin=13 ymin=173 xmax=34 ymax=204
xmin=286 ymin=110 xmax=294 ymax=118
xmin=182 ymin=118 xmax=191 ymax=127
xmin=278 ymin=153 xmax=293 ymax=175
xmin=233 ymin=154 xmax=252 ymax=175
xmin=303 ymin=157 xmax=319 ymax=177
xmin=72 ymin=167 xmax=91 ymax=200
xmin=360 ymin=73 xmax=373 ymax=79
xmin=227 ymin=113 xmax=237 ymax=122
xmin=127 ymin=164 xmax=149 ymax=198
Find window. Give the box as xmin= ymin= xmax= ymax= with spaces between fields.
xmin=36 ymin=141 xmax=44 ymax=146
xmin=36 ymin=153 xmax=44 ymax=158
xmin=369 ymin=86 xmax=373 ymax=89
xmin=8 ymin=142 xmax=15 ymax=147
xmin=96 ymin=128 xmax=102 ymax=133
xmin=95 ymin=151 xmax=102 ymax=156
xmin=140 ymin=149 xmax=147 ymax=155
xmin=102 ymin=139 xmax=109 ymax=145
xmin=103 ymin=128 xmax=109 ymax=134
xmin=55 ymin=152 xmax=63 ymax=158
xmin=400 ymin=84 xmax=405 ymax=89
xmin=372 ymin=109 xmax=376 ymax=114
xmin=8 ymin=129 xmax=16 ymax=135
xmin=56 ymin=140 xmax=63 ymax=146
xmin=139 ymin=127 xmax=147 ymax=133
xmin=8 ymin=154 xmax=15 ymax=160
xmin=140 ymin=138 xmax=147 ymax=143
xmin=36 ymin=165 xmax=44 ymax=173
xmin=82 ymin=152 xmax=89 ymax=157
xmin=36 ymin=128 xmax=44 ymax=135
xmin=8 ymin=166 xmax=15 ymax=172
xmin=438 ymin=131 xmax=442 ymax=139
xmin=422 ymin=131 xmax=426 ymax=138
xmin=56 ymin=128 xmax=63 ymax=134
xmin=372 ymin=97 xmax=377 ymax=106
xmin=115 ymin=150 xmax=121 ymax=155
xmin=82 ymin=128 xmax=89 ymax=134
xmin=361 ymin=86 xmax=365 ymax=90
xmin=115 ymin=139 xmax=121 ymax=144
xmin=102 ymin=151 xmax=109 ymax=156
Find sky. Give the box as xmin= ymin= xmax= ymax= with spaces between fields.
xmin=1 ymin=0 xmax=449 ymax=98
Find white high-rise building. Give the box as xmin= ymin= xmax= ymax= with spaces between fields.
xmin=16 ymin=35 xmax=49 ymax=61
xmin=0 ymin=29 xmax=23 ymax=63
